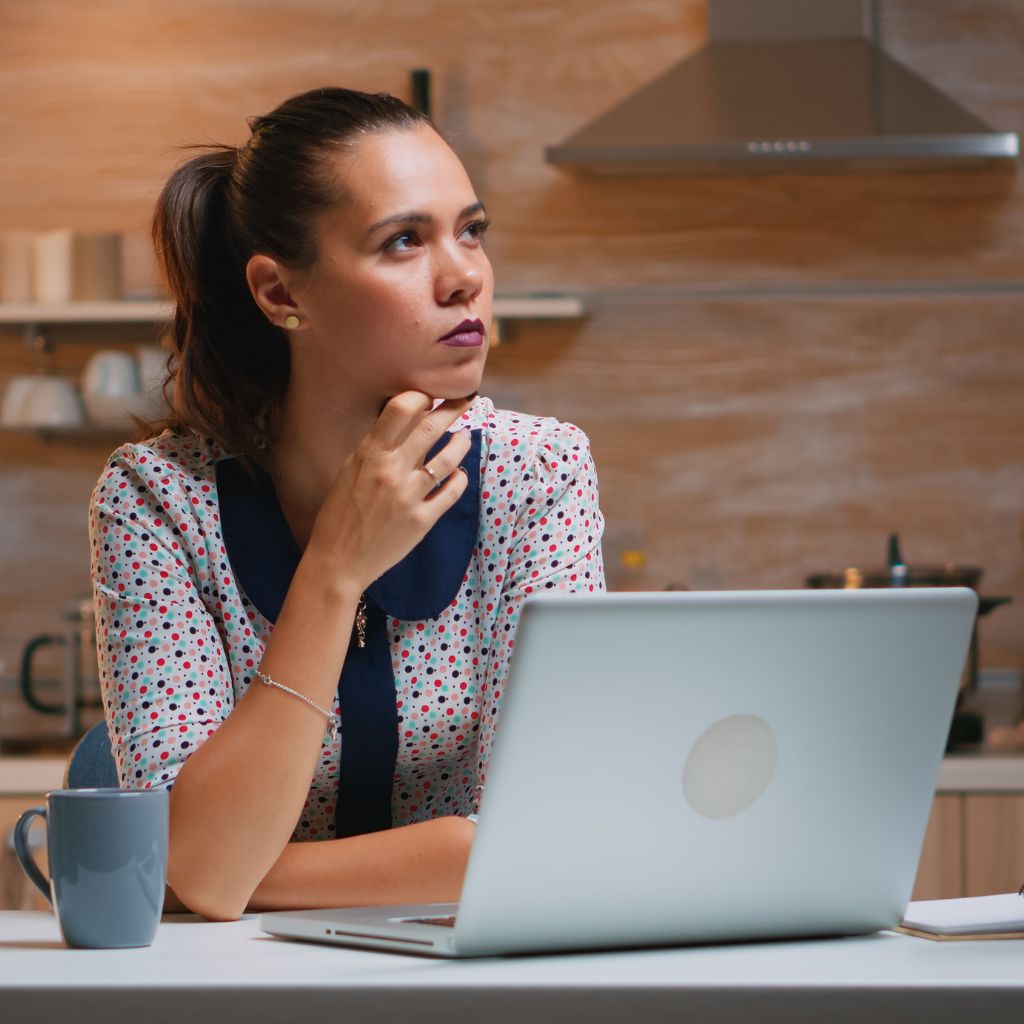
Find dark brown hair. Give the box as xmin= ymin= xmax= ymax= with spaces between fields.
xmin=150 ymin=86 xmax=431 ymax=463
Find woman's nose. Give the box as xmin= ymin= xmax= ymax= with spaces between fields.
xmin=435 ymin=243 xmax=485 ymax=306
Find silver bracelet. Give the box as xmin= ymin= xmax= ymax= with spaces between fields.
xmin=255 ymin=668 xmax=339 ymax=742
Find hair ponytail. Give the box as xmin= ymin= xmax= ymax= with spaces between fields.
xmin=152 ymin=146 xmax=289 ymax=463
xmin=148 ymin=87 xmax=430 ymax=464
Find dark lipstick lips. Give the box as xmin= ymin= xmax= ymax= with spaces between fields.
xmin=438 ymin=318 xmax=485 ymax=342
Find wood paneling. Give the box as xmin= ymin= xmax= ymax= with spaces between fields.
xmin=912 ymin=792 xmax=1024 ymax=901
xmin=486 ymin=289 xmax=1024 ymax=661
xmin=1 ymin=0 xmax=1023 ymax=693
xmin=0 ymin=796 xmax=50 ymax=911
xmin=912 ymin=795 xmax=963 ymax=900
xmin=964 ymin=793 xmax=1024 ymax=896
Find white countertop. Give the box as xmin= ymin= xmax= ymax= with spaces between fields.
xmin=1 ymin=753 xmax=1024 ymax=796
xmin=936 ymin=754 xmax=1024 ymax=792
xmin=0 ymin=757 xmax=65 ymax=795
xmin=0 ymin=911 xmax=1022 ymax=1023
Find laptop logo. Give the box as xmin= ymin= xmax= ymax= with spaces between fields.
xmin=683 ymin=714 xmax=778 ymax=819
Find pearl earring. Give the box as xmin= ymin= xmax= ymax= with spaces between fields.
xmin=284 ymin=315 xmax=300 ymax=330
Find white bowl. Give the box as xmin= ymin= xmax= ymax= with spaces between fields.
xmin=81 ymin=350 xmax=141 ymax=426
xmin=129 ymin=345 xmax=170 ymax=421
xmin=1 ymin=374 xmax=85 ymax=429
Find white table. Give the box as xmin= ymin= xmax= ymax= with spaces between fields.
xmin=1 ymin=911 xmax=1022 ymax=1023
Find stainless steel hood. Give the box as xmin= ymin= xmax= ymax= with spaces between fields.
xmin=546 ymin=0 xmax=1019 ymax=173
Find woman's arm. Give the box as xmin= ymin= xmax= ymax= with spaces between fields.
xmin=246 ymin=815 xmax=475 ymax=913
xmin=163 ymin=810 xmax=475 ymax=918
xmin=93 ymin=393 xmax=476 ymax=920
xmin=163 ymin=558 xmax=360 ymax=919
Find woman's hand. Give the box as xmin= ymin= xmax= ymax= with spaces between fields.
xmin=306 ymin=391 xmax=474 ymax=595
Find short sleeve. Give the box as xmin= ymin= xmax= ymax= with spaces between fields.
xmin=89 ymin=444 xmax=234 ymax=790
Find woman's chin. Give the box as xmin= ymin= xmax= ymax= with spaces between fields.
xmin=434 ymin=386 xmax=482 ymax=402
xmin=402 ymin=368 xmax=485 ymax=402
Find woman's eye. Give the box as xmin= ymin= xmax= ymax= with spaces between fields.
xmin=461 ymin=218 xmax=491 ymax=243
xmin=384 ymin=231 xmax=420 ymax=253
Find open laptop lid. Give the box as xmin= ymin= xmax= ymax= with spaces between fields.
xmin=451 ymin=588 xmax=976 ymax=955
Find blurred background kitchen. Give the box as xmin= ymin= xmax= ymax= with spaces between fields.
xmin=0 ymin=0 xmax=1021 ymax=765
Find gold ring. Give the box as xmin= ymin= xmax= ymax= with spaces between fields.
xmin=420 ymin=464 xmax=441 ymax=490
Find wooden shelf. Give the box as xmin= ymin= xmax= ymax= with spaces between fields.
xmin=0 ymin=295 xmax=585 ymax=442
xmin=0 ymin=295 xmax=585 ymax=326
xmin=1 ymin=424 xmax=136 ymax=444
xmin=492 ymin=295 xmax=585 ymax=318
xmin=0 ymin=301 xmax=171 ymax=324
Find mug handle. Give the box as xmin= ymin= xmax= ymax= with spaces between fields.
xmin=13 ymin=807 xmax=52 ymax=902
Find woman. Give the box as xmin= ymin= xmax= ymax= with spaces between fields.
xmin=89 ymin=86 xmax=604 ymax=921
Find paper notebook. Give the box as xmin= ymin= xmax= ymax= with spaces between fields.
xmin=898 ymin=893 xmax=1024 ymax=941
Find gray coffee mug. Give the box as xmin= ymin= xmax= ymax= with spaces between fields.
xmin=13 ymin=788 xmax=168 ymax=948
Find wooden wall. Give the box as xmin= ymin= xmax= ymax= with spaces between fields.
xmin=1 ymin=0 xmax=1022 ymax=690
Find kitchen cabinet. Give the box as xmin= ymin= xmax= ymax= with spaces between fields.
xmin=912 ymin=773 xmax=1024 ymax=901
xmin=911 ymin=795 xmax=963 ymax=900
xmin=0 ymin=757 xmax=64 ymax=911
xmin=0 ymin=796 xmax=50 ymax=911
xmin=964 ymin=794 xmax=1024 ymax=896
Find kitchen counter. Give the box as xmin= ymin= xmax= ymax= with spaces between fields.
xmin=0 ymin=756 xmax=66 ymax=795
xmin=936 ymin=753 xmax=1024 ymax=791
xmin=1 ymin=911 xmax=1022 ymax=1024
xmin=2 ymin=754 xmax=1024 ymax=796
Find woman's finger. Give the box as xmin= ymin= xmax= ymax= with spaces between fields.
xmin=420 ymin=458 xmax=470 ymax=511
xmin=371 ymin=392 xmax=475 ymax=454
xmin=398 ymin=395 xmax=475 ymax=465
xmin=416 ymin=429 xmax=473 ymax=497
xmin=371 ymin=391 xmax=434 ymax=449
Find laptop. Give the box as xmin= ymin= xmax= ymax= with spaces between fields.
xmin=260 ymin=588 xmax=977 ymax=957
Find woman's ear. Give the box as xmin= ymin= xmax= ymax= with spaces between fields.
xmin=246 ymin=254 xmax=303 ymax=329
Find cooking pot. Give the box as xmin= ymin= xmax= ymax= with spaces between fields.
xmin=804 ymin=535 xmax=1010 ymax=617
xmin=807 ymin=562 xmax=1008 ymax=620
xmin=805 ymin=535 xmax=1013 ymax=749
xmin=806 ymin=564 xmax=982 ymax=590
xmin=806 ymin=534 xmax=984 ymax=591
xmin=806 ymin=565 xmax=983 ymax=589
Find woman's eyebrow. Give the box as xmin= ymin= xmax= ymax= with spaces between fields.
xmin=365 ymin=201 xmax=486 ymax=238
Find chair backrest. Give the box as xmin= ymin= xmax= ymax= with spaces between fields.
xmin=64 ymin=720 xmax=120 ymax=789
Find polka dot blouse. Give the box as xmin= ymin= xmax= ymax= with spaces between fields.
xmin=88 ymin=397 xmax=606 ymax=840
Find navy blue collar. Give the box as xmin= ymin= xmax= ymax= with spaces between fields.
xmin=214 ymin=430 xmax=482 ymax=839
xmin=215 ymin=430 xmax=481 ymax=625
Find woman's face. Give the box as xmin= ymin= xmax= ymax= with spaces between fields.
xmin=290 ymin=123 xmax=493 ymax=405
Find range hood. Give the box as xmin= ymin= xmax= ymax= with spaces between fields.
xmin=546 ymin=0 xmax=1019 ymax=173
